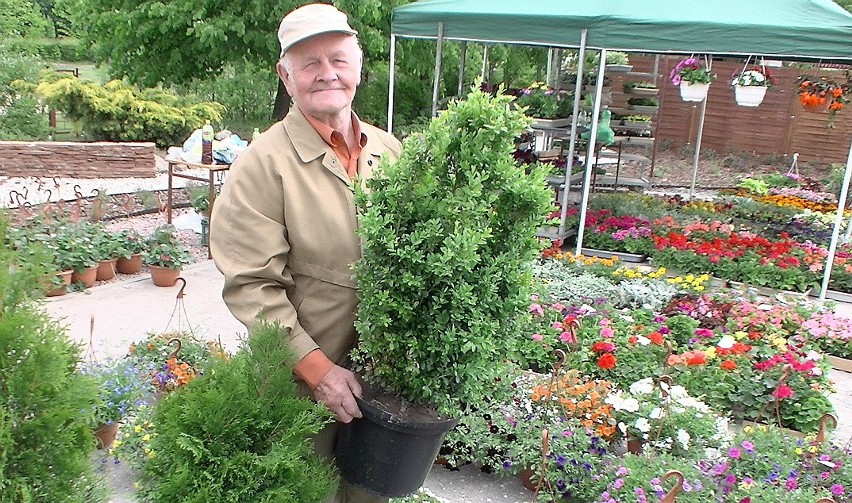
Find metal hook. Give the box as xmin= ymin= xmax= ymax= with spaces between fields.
xmin=74 ymin=184 xmax=83 ymax=199
xmin=814 ymin=413 xmax=837 ymax=447
xmin=166 ymin=337 xmax=183 ymax=360
xmin=175 ymin=277 xmax=187 ymax=300
xmin=658 ymin=374 xmax=674 ymax=399
xmin=551 ymin=349 xmax=566 ymax=373
xmin=9 ymin=190 xmax=19 ymax=205
xmin=661 ymin=470 xmax=685 ymax=503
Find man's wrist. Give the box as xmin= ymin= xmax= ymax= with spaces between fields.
xmin=293 ymin=349 xmax=334 ymax=390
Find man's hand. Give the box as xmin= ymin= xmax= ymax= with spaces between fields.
xmin=313 ymin=365 xmax=363 ymax=423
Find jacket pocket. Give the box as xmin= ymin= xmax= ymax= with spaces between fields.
xmin=288 ymin=257 xmax=356 ymax=289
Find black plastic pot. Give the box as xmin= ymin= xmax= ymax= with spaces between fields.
xmin=335 ymin=395 xmax=459 ymax=497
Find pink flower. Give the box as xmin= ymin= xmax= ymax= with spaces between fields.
xmin=728 ymin=447 xmax=741 ymax=459
xmin=559 ymin=331 xmax=574 ymax=343
xmin=529 ymin=304 xmax=543 ymax=316
xmin=600 ymin=327 xmax=614 ymax=338
xmin=831 ymin=484 xmax=844 ymax=495
xmin=531 ymin=333 xmax=543 ymax=342
xmin=772 ymin=384 xmax=793 ymax=400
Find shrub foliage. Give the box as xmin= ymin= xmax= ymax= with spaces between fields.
xmin=353 ymin=85 xmax=553 ymax=415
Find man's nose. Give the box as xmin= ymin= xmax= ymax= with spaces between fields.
xmin=316 ymin=60 xmax=338 ymax=81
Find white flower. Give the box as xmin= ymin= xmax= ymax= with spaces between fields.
xmin=806 ymin=350 xmax=823 ymax=361
xmin=717 ymin=334 xmax=736 ymax=349
xmin=649 ymin=407 xmax=663 ymax=419
xmin=622 ymin=398 xmax=640 ymax=412
xmin=635 ymin=335 xmax=650 ymax=346
xmin=677 ymin=429 xmax=691 ymax=450
xmin=629 ymin=378 xmax=655 ymax=395
xmin=635 ymin=417 xmax=651 ymax=433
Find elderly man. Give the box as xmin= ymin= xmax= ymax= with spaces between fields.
xmin=210 ymin=4 xmax=401 ymax=502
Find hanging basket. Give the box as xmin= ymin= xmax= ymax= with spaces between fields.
xmin=733 ymin=85 xmax=767 ymax=107
xmin=679 ymin=81 xmax=710 ymax=102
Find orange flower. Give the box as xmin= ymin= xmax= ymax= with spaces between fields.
xmin=720 ymin=359 xmax=737 ymax=371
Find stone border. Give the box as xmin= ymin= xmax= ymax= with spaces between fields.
xmin=0 ymin=141 xmax=156 ymax=179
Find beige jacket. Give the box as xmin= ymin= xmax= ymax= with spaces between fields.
xmin=210 ymin=108 xmax=401 ymax=367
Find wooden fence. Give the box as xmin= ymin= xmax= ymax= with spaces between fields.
xmin=617 ymin=56 xmax=851 ymax=165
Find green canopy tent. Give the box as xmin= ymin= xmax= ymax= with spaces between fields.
xmin=387 ymin=0 xmax=852 ymax=299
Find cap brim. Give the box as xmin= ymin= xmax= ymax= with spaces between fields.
xmin=281 ymin=28 xmax=358 ymax=56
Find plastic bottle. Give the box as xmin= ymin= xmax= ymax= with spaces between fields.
xmin=201 ymin=120 xmax=214 ymax=164
xmin=251 ymin=127 xmax=261 ymax=142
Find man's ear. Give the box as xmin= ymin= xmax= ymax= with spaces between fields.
xmin=277 ymin=61 xmax=292 ymax=94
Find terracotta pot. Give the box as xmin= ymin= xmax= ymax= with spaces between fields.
xmin=149 ymin=265 xmax=181 ymax=287
xmin=679 ymin=81 xmax=710 ymax=102
xmin=94 ymin=421 xmax=119 ymax=449
xmin=627 ymin=437 xmax=644 ymax=454
xmin=96 ymin=258 xmax=118 ymax=281
xmin=519 ymin=468 xmax=537 ymax=492
xmin=46 ymin=270 xmax=73 ymax=297
xmin=71 ymin=265 xmax=98 ymax=288
xmin=116 ymin=253 xmax=143 ymax=274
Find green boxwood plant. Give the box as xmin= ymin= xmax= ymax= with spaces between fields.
xmin=352 ymin=84 xmax=553 ymax=416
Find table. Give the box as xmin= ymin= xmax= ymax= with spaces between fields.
xmin=165 ymin=158 xmax=231 ymax=258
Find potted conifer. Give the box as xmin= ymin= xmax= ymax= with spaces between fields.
xmin=338 ymin=84 xmax=553 ymax=497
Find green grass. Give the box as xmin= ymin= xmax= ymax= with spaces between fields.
xmin=51 ymin=61 xmax=109 ymax=84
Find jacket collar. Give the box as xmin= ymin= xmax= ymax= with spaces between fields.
xmin=282 ymin=106 xmax=386 ymax=187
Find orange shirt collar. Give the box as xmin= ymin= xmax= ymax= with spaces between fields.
xmin=300 ymin=109 xmax=367 ymax=150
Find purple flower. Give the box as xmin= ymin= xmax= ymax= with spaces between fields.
xmin=831 ymin=484 xmax=844 ymax=495
xmin=740 ymin=440 xmax=754 ymax=453
xmin=728 ymin=447 xmax=741 ymax=459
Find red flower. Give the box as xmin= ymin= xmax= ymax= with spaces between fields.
xmin=648 ymin=332 xmax=663 ymax=345
xmin=686 ymin=351 xmax=707 ymax=366
xmin=597 ymin=353 xmax=616 ymax=369
xmin=592 ymin=341 xmax=615 ymax=353
xmin=772 ymin=384 xmax=793 ymax=400
xmin=627 ymin=336 xmax=638 ymax=344
xmin=720 ymin=360 xmax=737 ymax=371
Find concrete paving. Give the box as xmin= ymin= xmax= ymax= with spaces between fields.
xmin=44 ymin=260 xmax=852 ymax=503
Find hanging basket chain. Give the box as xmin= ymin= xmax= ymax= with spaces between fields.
xmin=162 ymin=277 xmax=195 ymax=337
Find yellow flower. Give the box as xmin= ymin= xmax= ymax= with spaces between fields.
xmin=704 ymin=347 xmax=717 ymax=359
xmin=694 ymin=285 xmax=704 ymax=292
xmin=734 ymin=331 xmax=747 ymax=340
xmin=795 ymin=447 xmax=804 ymax=455
xmin=112 ymin=439 xmax=122 ymax=448
xmin=744 ymin=425 xmax=753 ymax=433
xmin=134 ymin=425 xmax=142 ymax=433
xmin=147 ymin=451 xmax=156 ymax=459
xmin=685 ymin=274 xmax=694 ymax=282
xmin=142 ymin=434 xmax=151 ymax=442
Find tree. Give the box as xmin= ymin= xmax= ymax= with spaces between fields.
xmin=0 ymin=0 xmax=49 ymax=38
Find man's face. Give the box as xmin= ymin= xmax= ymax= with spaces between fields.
xmin=278 ymin=32 xmax=362 ymax=121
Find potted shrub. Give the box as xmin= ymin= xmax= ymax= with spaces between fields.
xmin=115 ymin=228 xmax=146 ymax=274
xmin=670 ymin=56 xmax=715 ymax=102
xmin=339 ymin=85 xmax=553 ymax=496
xmin=142 ymin=224 xmax=192 ymax=287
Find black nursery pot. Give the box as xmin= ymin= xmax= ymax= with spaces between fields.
xmin=335 ymin=396 xmax=459 ymax=498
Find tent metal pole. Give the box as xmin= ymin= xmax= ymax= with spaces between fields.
xmin=481 ymin=45 xmax=488 ymax=80
xmin=558 ymin=30 xmax=587 ymax=241
xmin=387 ymin=35 xmax=397 ymax=133
xmin=431 ymin=22 xmax=444 ymax=117
xmin=820 ymin=140 xmax=852 ymax=300
xmin=688 ymin=97 xmax=708 ymax=201
xmin=457 ymin=41 xmax=467 ymax=96
xmin=546 ymin=48 xmax=554 ymax=86
xmin=575 ymin=46 xmax=606 ymax=257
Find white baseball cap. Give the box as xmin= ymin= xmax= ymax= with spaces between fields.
xmin=278 ymin=3 xmax=358 ymax=57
